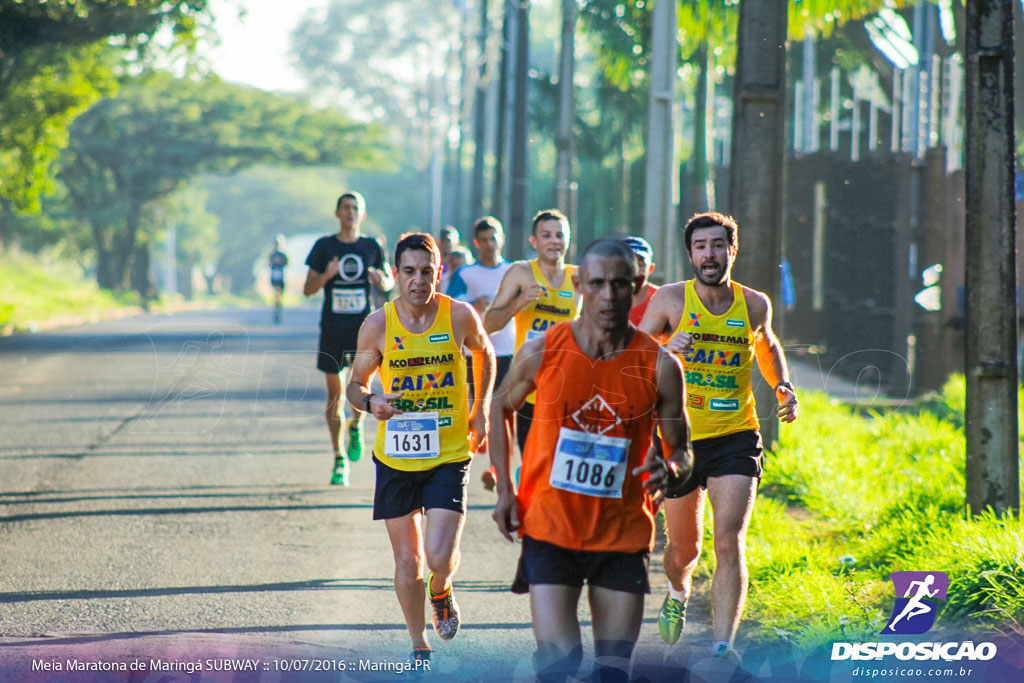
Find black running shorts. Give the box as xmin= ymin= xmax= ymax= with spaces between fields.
xmin=317 ymin=325 xmax=360 ymax=374
xmin=665 ymin=429 xmax=763 ymax=499
xmin=515 ymin=401 xmax=534 ymax=454
xmin=371 ymin=456 xmax=471 ymax=520
xmin=511 ymin=535 xmax=650 ymax=595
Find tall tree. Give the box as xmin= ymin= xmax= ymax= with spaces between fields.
xmin=58 ymin=72 xmax=388 ymax=295
xmin=0 ymin=0 xmax=211 ymax=212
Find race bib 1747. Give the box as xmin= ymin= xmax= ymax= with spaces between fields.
xmin=332 ymin=288 xmax=367 ymax=314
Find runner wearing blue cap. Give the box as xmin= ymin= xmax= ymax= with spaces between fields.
xmin=623 ymin=236 xmax=659 ymax=326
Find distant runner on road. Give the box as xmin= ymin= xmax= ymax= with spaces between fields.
xmin=346 ymin=232 xmax=495 ymax=666
xmin=490 ymin=238 xmax=693 ymax=683
xmin=303 ymin=192 xmax=394 ymax=486
xmin=269 ymin=234 xmax=289 ymax=324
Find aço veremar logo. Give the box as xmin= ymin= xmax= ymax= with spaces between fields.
xmin=882 ymin=571 xmax=948 ymax=635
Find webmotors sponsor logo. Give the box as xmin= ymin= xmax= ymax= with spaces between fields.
xmin=428 ymin=333 xmax=451 ymax=343
xmin=558 ymin=290 xmax=574 ymax=298
xmin=726 ymin=318 xmax=745 ymax=328
xmin=831 ymin=571 xmax=997 ymax=663
xmin=709 ymin=398 xmax=740 ymax=411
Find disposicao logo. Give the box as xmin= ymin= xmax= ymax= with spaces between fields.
xmin=882 ymin=571 xmax=948 ymax=635
xmin=831 ymin=571 xmax=997 ymax=663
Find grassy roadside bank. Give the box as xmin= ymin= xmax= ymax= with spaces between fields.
xmin=727 ymin=379 xmax=1024 ymax=648
xmin=0 ymin=249 xmax=254 ymax=334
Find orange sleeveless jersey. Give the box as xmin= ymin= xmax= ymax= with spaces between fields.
xmin=518 ymin=322 xmax=662 ymax=553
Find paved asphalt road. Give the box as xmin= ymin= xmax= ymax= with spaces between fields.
xmin=0 ymin=306 xmax=767 ymax=682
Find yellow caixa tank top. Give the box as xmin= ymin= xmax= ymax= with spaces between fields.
xmin=373 ymin=295 xmax=470 ymax=471
xmin=668 ymin=280 xmax=759 ymax=441
xmin=513 ymin=260 xmax=581 ymax=404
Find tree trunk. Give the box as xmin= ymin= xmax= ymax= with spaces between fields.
xmin=965 ymin=0 xmax=1020 ymax=515
xmin=554 ymin=0 xmax=576 ymax=214
xmin=729 ymin=0 xmax=788 ymax=448
xmin=469 ymin=0 xmax=490 ymax=220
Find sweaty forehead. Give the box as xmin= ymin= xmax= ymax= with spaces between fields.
xmin=581 ymin=253 xmax=634 ymax=279
xmin=398 ymin=249 xmax=439 ymax=268
xmin=691 ymin=225 xmax=728 ymax=242
xmin=536 ymin=219 xmax=568 ymax=234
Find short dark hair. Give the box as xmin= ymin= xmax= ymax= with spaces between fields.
xmin=579 ymin=238 xmax=637 ymax=278
xmin=531 ymin=208 xmax=569 ymax=235
xmin=439 ymin=225 xmax=460 ymax=242
xmin=394 ymin=232 xmax=441 ymax=268
xmin=473 ymin=216 xmax=504 ymax=239
xmin=683 ymin=212 xmax=738 ymax=254
xmin=336 ymin=191 xmax=366 ymax=212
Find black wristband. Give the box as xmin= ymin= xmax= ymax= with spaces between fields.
xmin=775 ymin=381 xmax=795 ymax=393
xmin=362 ymin=393 xmax=373 ymax=413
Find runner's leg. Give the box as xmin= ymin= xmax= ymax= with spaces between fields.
xmin=530 ymin=584 xmax=584 ymax=682
xmin=589 ymin=585 xmax=644 ymax=682
xmin=385 ymin=510 xmax=429 ymax=649
xmin=663 ymin=489 xmax=706 ymax=598
xmin=705 ymin=474 xmax=758 ymax=645
xmin=423 ymin=508 xmax=466 ymax=594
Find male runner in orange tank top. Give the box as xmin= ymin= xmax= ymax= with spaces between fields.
xmin=639 ymin=212 xmax=799 ymax=662
xmin=490 ymin=239 xmax=693 ymax=683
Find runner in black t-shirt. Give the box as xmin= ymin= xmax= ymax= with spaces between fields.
xmin=269 ymin=234 xmax=289 ymax=324
xmin=304 ymin=192 xmax=394 ymax=485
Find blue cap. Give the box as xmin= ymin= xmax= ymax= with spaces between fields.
xmin=622 ymin=236 xmax=653 ymax=261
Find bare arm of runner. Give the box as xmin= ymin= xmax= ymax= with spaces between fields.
xmin=454 ymin=301 xmax=496 ymax=452
xmin=638 ymin=283 xmax=692 ymax=355
xmin=636 ymin=349 xmax=694 ymax=505
xmin=747 ymin=289 xmax=799 ymax=423
xmin=304 ymin=256 xmax=340 ymax=297
xmin=487 ymin=336 xmax=545 ymax=542
xmin=345 ymin=310 xmax=405 ymax=420
xmin=482 ymin=262 xmax=542 ymax=334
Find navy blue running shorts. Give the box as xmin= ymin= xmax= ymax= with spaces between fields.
xmin=317 ymin=325 xmax=360 ymax=374
xmin=665 ymin=429 xmax=763 ymax=499
xmin=372 ymin=456 xmax=471 ymax=520
xmin=511 ymin=535 xmax=650 ymax=595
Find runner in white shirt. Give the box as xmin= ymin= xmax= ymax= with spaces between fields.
xmin=446 ymin=216 xmax=515 ymax=489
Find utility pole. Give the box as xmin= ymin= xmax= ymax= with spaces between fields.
xmin=510 ymin=0 xmax=530 ymax=259
xmin=554 ymin=0 xmax=576 ymax=215
xmin=729 ymin=0 xmax=788 ymax=448
xmin=964 ymin=0 xmax=1020 ymax=515
xmin=492 ymin=2 xmax=515 ymax=228
xmin=470 ymin=0 xmax=490 ymax=221
xmin=642 ymin=0 xmax=677 ymax=282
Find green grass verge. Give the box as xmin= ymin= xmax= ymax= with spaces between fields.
xmin=740 ymin=382 xmax=1024 ymax=649
xmin=0 ymin=249 xmax=138 ymax=331
xmin=0 ymin=249 xmax=254 ymax=333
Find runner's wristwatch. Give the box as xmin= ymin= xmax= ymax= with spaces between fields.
xmin=363 ymin=394 xmax=374 ymax=413
xmin=775 ymin=381 xmax=795 ymax=393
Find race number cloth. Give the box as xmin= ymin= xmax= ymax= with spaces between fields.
xmin=373 ymin=295 xmax=470 ymax=472
xmin=384 ymin=412 xmax=440 ymax=459
xmin=668 ymin=280 xmax=759 ymax=440
xmin=304 ymin=234 xmax=385 ymax=329
xmin=518 ymin=322 xmax=661 ymax=553
xmin=550 ymin=427 xmax=630 ymax=499
xmin=513 ymin=259 xmax=580 ymax=404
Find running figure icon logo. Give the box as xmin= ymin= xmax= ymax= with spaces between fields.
xmin=881 ymin=571 xmax=949 ymax=635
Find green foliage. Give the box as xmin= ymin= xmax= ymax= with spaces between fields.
xmin=58 ymin=71 xmax=389 ymax=293
xmin=0 ymin=0 xmax=212 ymax=212
xmin=743 ymin=390 xmax=1024 ymax=647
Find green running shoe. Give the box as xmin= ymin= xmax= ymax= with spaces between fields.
xmin=346 ymin=422 xmax=362 ymax=462
xmin=658 ymin=593 xmax=686 ymax=644
xmin=330 ymin=455 xmax=349 ymax=486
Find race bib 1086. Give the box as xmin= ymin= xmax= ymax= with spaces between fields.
xmin=384 ymin=412 xmax=441 ymax=459
xmin=549 ymin=427 xmax=630 ymax=498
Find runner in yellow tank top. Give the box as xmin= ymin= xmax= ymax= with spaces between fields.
xmin=484 ymin=209 xmax=581 ymax=454
xmin=347 ymin=233 xmax=495 ymax=663
xmin=638 ymin=212 xmax=799 ymax=661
